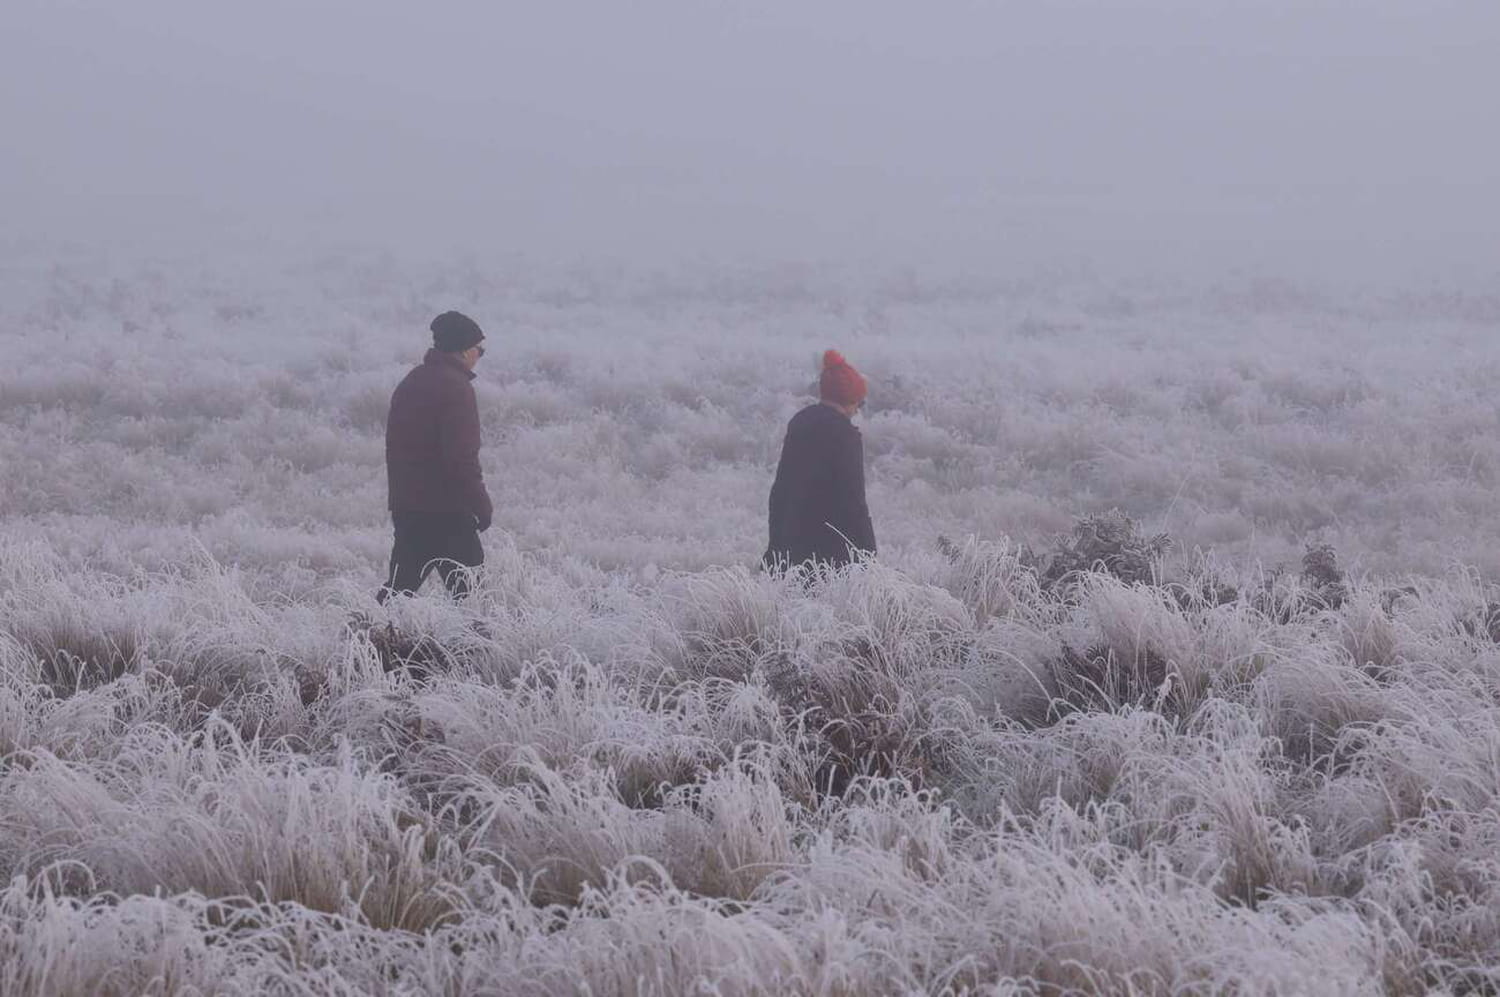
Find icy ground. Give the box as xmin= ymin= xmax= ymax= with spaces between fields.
xmin=1 ymin=246 xmax=1499 ymax=993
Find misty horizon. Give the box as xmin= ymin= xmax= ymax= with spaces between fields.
xmin=5 ymin=1 xmax=1499 ymax=282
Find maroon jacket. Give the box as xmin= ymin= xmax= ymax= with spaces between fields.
xmin=385 ymin=349 xmax=493 ymax=526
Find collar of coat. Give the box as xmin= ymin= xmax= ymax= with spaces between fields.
xmin=423 ymin=348 xmax=477 ymax=381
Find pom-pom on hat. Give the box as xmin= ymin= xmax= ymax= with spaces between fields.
xmin=431 ymin=311 xmax=485 ymax=353
xmin=819 ymin=349 xmax=867 ymax=407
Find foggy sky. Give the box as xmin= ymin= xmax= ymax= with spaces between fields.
xmin=5 ymin=1 xmax=1498 ymax=280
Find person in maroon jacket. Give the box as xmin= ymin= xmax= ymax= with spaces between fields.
xmin=378 ymin=311 xmax=494 ymax=602
xmin=763 ymin=350 xmax=877 ymax=573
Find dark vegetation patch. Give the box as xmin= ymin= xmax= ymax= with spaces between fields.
xmin=763 ymin=640 xmax=961 ymax=803
xmin=21 ymin=626 xmax=141 ymax=699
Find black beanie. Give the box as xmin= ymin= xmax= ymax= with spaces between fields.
xmin=431 ymin=311 xmax=485 ymax=352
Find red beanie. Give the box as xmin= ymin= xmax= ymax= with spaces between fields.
xmin=819 ymin=349 xmax=867 ymax=407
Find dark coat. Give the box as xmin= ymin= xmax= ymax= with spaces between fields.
xmin=385 ymin=349 xmax=493 ymax=527
xmin=764 ymin=403 xmax=876 ymax=570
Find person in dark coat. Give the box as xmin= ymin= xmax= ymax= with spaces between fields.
xmin=378 ymin=311 xmax=493 ymax=602
xmin=764 ymin=349 xmax=877 ymax=572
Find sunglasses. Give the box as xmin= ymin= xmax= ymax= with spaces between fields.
xmin=474 ymin=344 xmax=486 ymax=358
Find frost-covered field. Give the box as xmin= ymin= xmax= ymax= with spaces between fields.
xmin=3 ymin=245 xmax=1500 ymax=993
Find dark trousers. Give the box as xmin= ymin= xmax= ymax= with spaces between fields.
xmin=378 ymin=511 xmax=484 ymax=603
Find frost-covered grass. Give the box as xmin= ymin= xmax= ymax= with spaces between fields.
xmin=4 ymin=245 xmax=1499 ymax=581
xmin=3 ymin=244 xmax=1500 ymax=993
xmin=7 ymin=535 xmax=1500 ymax=993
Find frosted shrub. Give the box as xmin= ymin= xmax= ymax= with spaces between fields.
xmin=507 ymin=873 xmax=811 ymax=997
xmin=1254 ymin=643 xmax=1394 ymax=770
xmin=0 ymin=727 xmax=470 ymax=932
xmin=1330 ymin=592 xmax=1405 ymax=690
xmin=934 ymin=533 xmax=1046 ymax=627
xmin=951 ymin=620 xmax=1060 ymax=731
xmin=0 ymin=545 xmax=144 ymax=697
xmin=0 ymin=888 xmax=244 ymax=997
xmin=1135 ymin=701 xmax=1319 ymax=905
xmin=344 ymin=659 xmax=721 ymax=809
xmin=1030 ymin=508 xmax=1174 ymax=593
xmin=653 ymin=567 xmax=793 ymax=682
xmin=465 ymin=757 xmax=672 ymax=905
xmin=766 ymin=648 xmax=954 ymax=799
xmin=1068 ymin=574 xmax=1207 ymax=718
xmin=767 ymin=794 xmax=1394 ymax=993
xmin=815 ymin=562 xmax=974 ymax=677
xmin=659 ymin=757 xmax=795 ymax=901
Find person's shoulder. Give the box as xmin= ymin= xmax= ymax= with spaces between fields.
xmin=392 ymin=363 xmax=426 ymax=392
xmin=418 ymin=356 xmax=474 ymax=388
xmin=786 ymin=403 xmax=832 ymax=435
xmin=788 ymin=404 xmax=860 ymax=446
xmin=797 ymin=402 xmax=853 ymax=424
xmin=809 ymin=403 xmax=858 ymax=432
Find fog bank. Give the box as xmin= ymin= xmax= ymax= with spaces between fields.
xmin=5 ymin=1 xmax=1498 ymax=281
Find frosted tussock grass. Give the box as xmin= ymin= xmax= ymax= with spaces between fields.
xmin=4 ymin=527 xmax=1499 ymax=990
xmin=6 ymin=251 xmax=1500 ymax=991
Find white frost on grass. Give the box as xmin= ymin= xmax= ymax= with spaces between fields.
xmin=4 ymin=247 xmax=1500 ymax=581
xmin=3 ymin=246 xmax=1500 ymax=992
xmin=0 ymin=527 xmax=1498 ymax=991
